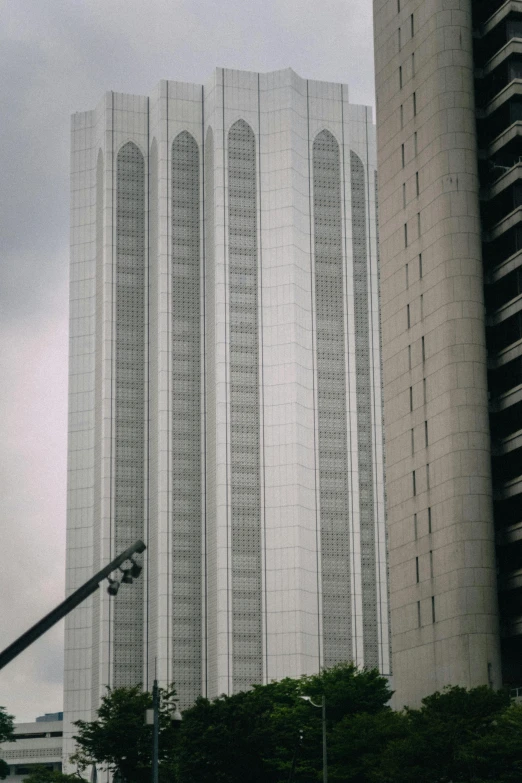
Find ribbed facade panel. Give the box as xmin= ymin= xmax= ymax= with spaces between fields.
xmin=312 ymin=130 xmax=352 ymax=668
xmin=113 ymin=142 xmax=146 ymax=687
xmin=228 ymin=120 xmax=263 ymax=692
xmin=171 ymin=132 xmax=202 ymax=702
xmin=351 ymin=151 xmax=379 ymax=669
xmin=204 ymin=126 xmax=218 ymax=698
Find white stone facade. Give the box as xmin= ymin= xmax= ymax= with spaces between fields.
xmin=1 ymin=719 xmax=63 ymax=783
xmin=64 ymin=67 xmax=388 ymax=763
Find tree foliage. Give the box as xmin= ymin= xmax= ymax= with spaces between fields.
xmin=66 ymin=671 xmax=522 ymax=783
xmin=376 ymin=685 xmax=516 ymax=783
xmin=71 ymin=685 xmax=180 ymax=783
xmin=22 ymin=768 xmax=86 ymax=783
xmin=177 ymin=663 xmax=393 ymax=782
xmin=0 ymin=705 xmax=15 ymax=780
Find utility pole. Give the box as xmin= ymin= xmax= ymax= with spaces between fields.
xmin=152 ymin=679 xmax=159 ymax=783
xmin=321 ymin=694 xmax=328 ymax=783
xmin=0 ymin=540 xmax=146 ymax=671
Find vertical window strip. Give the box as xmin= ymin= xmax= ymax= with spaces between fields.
xmin=228 ymin=119 xmax=263 ymax=693
xmin=114 ymin=141 xmax=146 ymax=687
xmin=171 ymin=131 xmax=202 ymax=706
xmin=314 ymin=131 xmax=352 ymax=667
xmin=351 ymin=149 xmax=379 ymax=668
xmin=205 ymin=127 xmax=219 ymax=697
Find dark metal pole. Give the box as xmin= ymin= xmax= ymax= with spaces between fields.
xmin=0 ymin=539 xmax=146 ymax=671
xmin=287 ymin=729 xmax=303 ymax=783
xmin=152 ymin=679 xmax=159 ymax=783
xmin=322 ymin=695 xmax=328 ymax=783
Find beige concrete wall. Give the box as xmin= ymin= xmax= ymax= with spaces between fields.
xmin=373 ymin=0 xmax=501 ymax=707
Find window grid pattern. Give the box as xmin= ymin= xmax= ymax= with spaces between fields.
xmin=114 ymin=141 xmax=145 ymax=686
xmin=375 ymin=169 xmax=391 ymax=670
xmin=351 ymin=150 xmax=378 ymax=669
xmin=313 ymin=129 xmax=352 ymax=668
xmin=1 ymin=750 xmax=62 ymax=760
xmin=228 ymin=119 xmax=263 ymax=692
xmin=92 ymin=149 xmax=103 ymax=711
xmin=147 ymin=138 xmax=159 ymax=687
xmin=205 ymin=127 xmax=218 ymax=697
xmin=171 ymin=132 xmax=202 ymax=705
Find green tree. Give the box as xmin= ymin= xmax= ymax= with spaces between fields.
xmin=177 ymin=663 xmax=393 ymax=783
xmin=22 ymin=767 xmax=86 ymax=783
xmin=376 ymin=685 xmax=512 ymax=783
xmin=463 ymin=701 xmax=522 ymax=782
xmin=0 ymin=705 xmax=15 ymax=780
xmin=71 ymin=685 xmax=180 ymax=783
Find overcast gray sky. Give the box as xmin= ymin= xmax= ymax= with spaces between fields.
xmin=0 ymin=0 xmax=375 ymax=723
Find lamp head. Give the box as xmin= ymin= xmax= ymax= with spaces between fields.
xmin=129 ymin=557 xmax=142 ymax=578
xmin=107 ymin=577 xmax=120 ymax=596
xmin=120 ymin=569 xmax=133 ymax=584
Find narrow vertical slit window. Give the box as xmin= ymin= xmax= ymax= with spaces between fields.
xmin=431 ymin=596 xmax=436 ymax=623
xmin=412 ymin=470 xmax=417 ymax=496
xmin=423 ymin=377 xmax=427 ymax=405
xmin=421 ymin=335 xmax=425 ymax=361
xmin=426 ymin=463 xmax=430 ymax=491
xmin=114 ymin=141 xmax=145 ymax=688
xmin=414 ymin=512 xmax=418 ymax=540
xmin=420 ymin=294 xmax=424 ymax=320
xmin=406 ymin=262 xmax=409 ymax=289
xmin=411 ymin=13 xmax=414 ymax=37
xmin=398 ymin=28 xmax=402 ymax=51
xmin=407 ymin=303 xmax=411 ymax=328
xmin=417 ymin=212 xmax=421 ymax=237
xmin=399 ymin=65 xmax=403 ymax=89
xmin=401 ymin=142 xmax=405 ymax=167
xmin=416 ymin=171 xmax=420 ymax=196
xmin=228 ymin=119 xmax=262 ymax=692
xmin=350 ymin=148 xmax=378 ymax=668
xmin=424 ymin=419 xmax=428 ymax=447
xmin=171 ymin=131 xmax=201 ymax=705
xmin=400 ymin=104 xmax=404 ymax=129
xmin=415 ymin=556 xmax=419 ymax=583
xmin=408 ymin=344 xmax=412 ymax=370
xmin=411 ymin=427 xmax=415 ymax=455
xmin=314 ymin=130 xmax=353 ymax=668
xmin=414 ymin=131 xmax=418 ymax=156
xmin=410 ymin=385 xmax=414 ymax=411
xmin=404 ymin=223 xmax=408 ymax=247
xmin=419 ymin=253 xmax=423 ymax=278
xmin=428 ymin=506 xmax=432 ymax=534
xmin=403 ymin=182 xmax=406 ymax=208
xmin=413 ymin=91 xmax=417 ymax=117
xmin=412 ymin=52 xmax=415 ymax=77
xmin=429 ymin=550 xmax=434 ymax=579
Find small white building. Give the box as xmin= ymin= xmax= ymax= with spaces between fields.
xmin=1 ymin=714 xmax=63 ymax=783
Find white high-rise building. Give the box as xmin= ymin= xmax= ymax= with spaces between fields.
xmin=64 ymin=67 xmax=389 ymax=759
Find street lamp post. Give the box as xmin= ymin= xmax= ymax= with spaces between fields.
xmin=0 ymin=540 xmax=146 ymax=671
xmin=146 ymin=680 xmax=182 ymax=783
xmin=300 ymin=695 xmax=327 ymax=783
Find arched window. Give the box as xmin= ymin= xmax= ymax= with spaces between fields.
xmin=228 ymin=120 xmax=263 ymax=692
xmin=171 ymin=132 xmax=202 ymax=704
xmin=313 ymin=130 xmax=352 ymax=667
xmin=350 ymin=150 xmax=378 ymax=669
xmin=114 ymin=141 xmax=146 ymax=686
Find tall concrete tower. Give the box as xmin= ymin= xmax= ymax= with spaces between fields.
xmin=373 ymin=0 xmax=522 ymax=706
xmin=64 ymin=67 xmax=389 ymax=761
